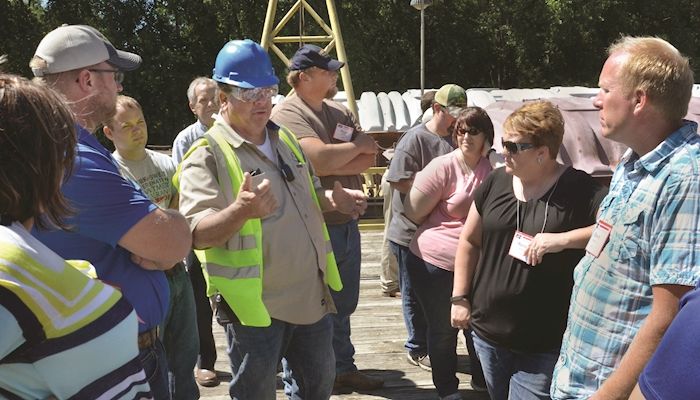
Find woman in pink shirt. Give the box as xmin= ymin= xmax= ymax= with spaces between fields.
xmin=404 ymin=107 xmax=494 ymax=400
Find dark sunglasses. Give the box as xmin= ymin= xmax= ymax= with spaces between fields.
xmin=88 ymin=69 xmax=125 ymax=84
xmin=501 ymin=139 xmax=536 ymax=154
xmin=455 ymin=127 xmax=482 ymax=136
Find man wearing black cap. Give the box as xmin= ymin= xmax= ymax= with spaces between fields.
xmin=271 ymin=44 xmax=382 ymax=391
xmin=30 ymin=24 xmax=192 ymax=398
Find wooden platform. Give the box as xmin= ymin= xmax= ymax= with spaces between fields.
xmin=199 ymin=230 xmax=489 ymax=400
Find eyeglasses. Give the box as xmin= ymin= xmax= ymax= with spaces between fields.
xmin=501 ymin=139 xmax=536 ymax=154
xmin=229 ymin=85 xmax=279 ymax=103
xmin=455 ymin=127 xmax=482 ymax=136
xmin=88 ymin=69 xmax=124 ymax=84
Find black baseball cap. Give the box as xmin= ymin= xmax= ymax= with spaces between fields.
xmin=289 ymin=44 xmax=344 ymax=71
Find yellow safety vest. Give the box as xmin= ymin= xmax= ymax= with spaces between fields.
xmin=174 ymin=124 xmax=342 ymax=327
xmin=0 ymin=242 xmax=122 ymax=339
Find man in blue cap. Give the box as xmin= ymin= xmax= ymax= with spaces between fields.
xmin=271 ymin=44 xmax=382 ymax=391
xmin=176 ymin=39 xmax=369 ymax=399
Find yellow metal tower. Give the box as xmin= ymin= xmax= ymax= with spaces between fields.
xmin=261 ymin=0 xmax=358 ymax=116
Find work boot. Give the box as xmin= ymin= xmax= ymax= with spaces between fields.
xmin=334 ymin=370 xmax=384 ymax=391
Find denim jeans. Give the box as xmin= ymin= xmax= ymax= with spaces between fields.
xmin=471 ymin=331 xmax=559 ymax=400
xmin=406 ymin=251 xmax=458 ymax=397
xmin=140 ymin=336 xmax=171 ymax=400
xmin=327 ymin=220 xmax=362 ymax=374
xmin=161 ymin=263 xmax=199 ymax=400
xmin=389 ymin=241 xmax=427 ymax=357
xmin=225 ymin=314 xmax=335 ymax=400
xmin=463 ymin=329 xmax=487 ymax=389
xmin=186 ymin=252 xmax=217 ymax=370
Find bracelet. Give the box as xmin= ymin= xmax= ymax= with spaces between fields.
xmin=450 ymin=294 xmax=469 ymax=304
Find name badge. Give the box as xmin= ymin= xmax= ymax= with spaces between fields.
xmin=333 ymin=123 xmax=354 ymax=142
xmin=382 ymin=148 xmax=395 ymax=161
xmin=509 ymin=230 xmax=533 ymax=264
xmin=585 ymin=220 xmax=612 ymax=257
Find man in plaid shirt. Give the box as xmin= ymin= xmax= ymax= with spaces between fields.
xmin=551 ymin=36 xmax=700 ymax=400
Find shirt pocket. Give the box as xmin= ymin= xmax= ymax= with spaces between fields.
xmin=608 ymin=204 xmax=648 ymax=279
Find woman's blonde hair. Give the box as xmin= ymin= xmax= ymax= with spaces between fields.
xmin=504 ymin=100 xmax=564 ymax=159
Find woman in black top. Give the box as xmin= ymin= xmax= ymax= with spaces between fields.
xmin=450 ymin=101 xmax=607 ymax=400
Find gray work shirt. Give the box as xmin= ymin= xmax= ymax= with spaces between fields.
xmin=385 ymin=123 xmax=454 ymax=246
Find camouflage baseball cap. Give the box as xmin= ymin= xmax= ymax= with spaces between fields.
xmin=434 ymin=84 xmax=467 ymax=117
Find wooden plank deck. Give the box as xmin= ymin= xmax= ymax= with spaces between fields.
xmin=199 ymin=230 xmax=489 ymax=400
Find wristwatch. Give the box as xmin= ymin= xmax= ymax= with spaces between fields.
xmin=450 ymin=294 xmax=469 ymax=304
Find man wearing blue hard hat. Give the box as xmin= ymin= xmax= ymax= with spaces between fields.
xmin=176 ymin=39 xmax=368 ymax=399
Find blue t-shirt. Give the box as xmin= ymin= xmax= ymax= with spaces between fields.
xmin=638 ymin=280 xmax=700 ymax=399
xmin=33 ymin=126 xmax=166 ymax=332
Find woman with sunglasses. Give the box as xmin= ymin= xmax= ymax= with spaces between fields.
xmin=403 ymin=107 xmax=494 ymax=400
xmin=450 ymin=100 xmax=607 ymax=400
xmin=0 ymin=74 xmax=151 ymax=399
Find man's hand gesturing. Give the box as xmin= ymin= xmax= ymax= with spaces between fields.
xmin=235 ymin=172 xmax=278 ymax=219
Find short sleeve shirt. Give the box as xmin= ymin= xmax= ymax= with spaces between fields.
xmin=113 ymin=149 xmax=178 ymax=209
xmin=32 ymin=126 xmax=165 ymax=333
xmin=471 ymin=167 xmax=606 ymax=352
xmin=552 ymin=121 xmax=700 ymax=399
xmin=271 ymin=94 xmax=365 ymax=224
xmin=409 ymin=150 xmax=492 ymax=270
xmin=386 ymin=124 xmax=454 ymax=246
xmin=177 ymin=121 xmax=335 ymax=325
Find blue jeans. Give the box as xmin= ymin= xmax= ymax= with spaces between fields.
xmin=406 ymin=251 xmax=458 ymax=397
xmin=327 ymin=220 xmax=362 ymax=373
xmin=186 ymin=251 xmax=217 ymax=370
xmin=161 ymin=263 xmax=199 ymax=400
xmin=225 ymin=314 xmax=334 ymax=399
xmin=471 ymin=331 xmax=558 ymax=400
xmin=140 ymin=336 xmax=171 ymax=400
xmin=463 ymin=329 xmax=487 ymax=389
xmin=389 ymin=241 xmax=427 ymax=357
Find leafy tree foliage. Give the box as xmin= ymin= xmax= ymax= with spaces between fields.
xmin=1 ymin=0 xmax=699 ymax=145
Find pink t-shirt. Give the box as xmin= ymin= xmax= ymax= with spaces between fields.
xmin=409 ymin=150 xmax=492 ymax=270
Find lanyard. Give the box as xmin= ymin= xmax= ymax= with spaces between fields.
xmin=516 ymin=177 xmax=561 ymax=234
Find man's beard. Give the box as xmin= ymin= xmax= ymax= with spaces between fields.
xmin=94 ymin=96 xmax=118 ymax=127
xmin=325 ymin=86 xmax=338 ymax=100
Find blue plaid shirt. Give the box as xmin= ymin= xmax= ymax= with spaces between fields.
xmin=551 ymin=121 xmax=700 ymax=399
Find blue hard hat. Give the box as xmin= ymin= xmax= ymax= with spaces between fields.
xmin=212 ymin=39 xmax=279 ymax=88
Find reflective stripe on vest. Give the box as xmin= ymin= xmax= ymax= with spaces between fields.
xmin=277 ymin=128 xmax=342 ymax=292
xmin=174 ymin=123 xmax=342 ymax=327
xmin=0 ymin=242 xmax=121 ymax=338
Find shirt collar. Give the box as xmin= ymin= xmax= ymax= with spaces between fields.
xmin=194 ymin=120 xmax=208 ymax=134
xmin=622 ymin=120 xmax=698 ymax=173
xmin=212 ymin=119 xmax=281 ymax=148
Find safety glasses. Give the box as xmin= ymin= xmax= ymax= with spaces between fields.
xmin=229 ymin=85 xmax=279 ymax=103
xmin=501 ymin=139 xmax=536 ymax=154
